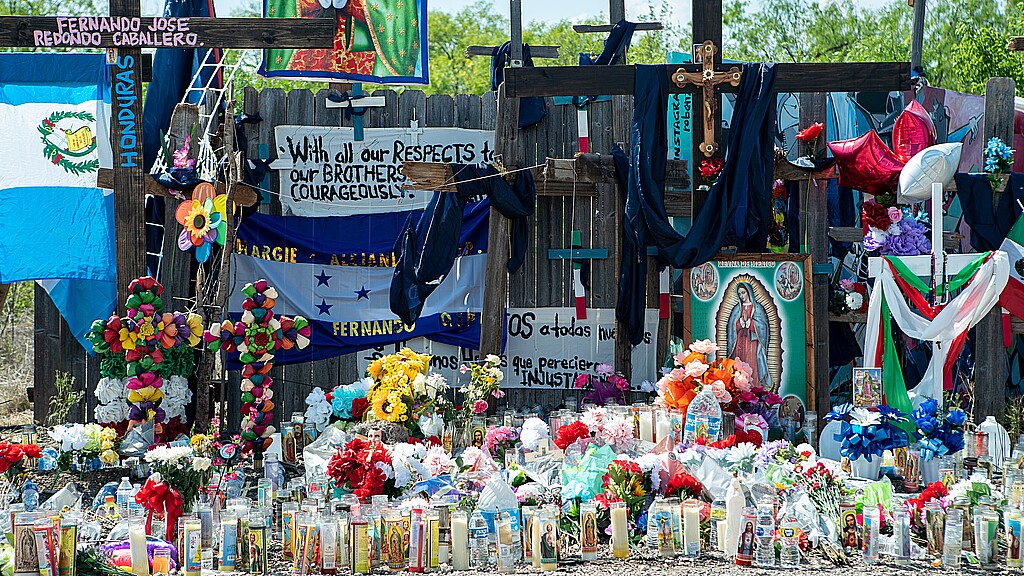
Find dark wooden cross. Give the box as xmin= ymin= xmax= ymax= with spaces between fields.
xmin=505 ymin=0 xmax=912 ymax=163
xmin=0 ymin=9 xmax=335 ymax=310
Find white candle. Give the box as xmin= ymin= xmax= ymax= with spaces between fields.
xmin=451 ymin=512 xmax=469 ymax=570
xmin=610 ymin=503 xmax=629 ymax=559
xmin=655 ymin=415 xmax=671 ymax=444
xmin=128 ymin=518 xmax=149 ymax=576
xmin=716 ymin=520 xmax=727 ymax=552
xmin=683 ymin=500 xmax=700 ymax=557
xmin=724 ymin=476 xmax=744 ymax=559
xmin=639 ymin=411 xmax=654 ymax=442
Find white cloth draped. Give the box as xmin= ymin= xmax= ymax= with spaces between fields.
xmin=863 ymin=251 xmax=1009 ymax=406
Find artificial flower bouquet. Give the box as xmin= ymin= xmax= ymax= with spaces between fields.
xmin=326 ymin=437 xmax=395 ymax=501
xmin=657 ymin=339 xmax=781 ymax=423
xmin=574 ymin=363 xmax=630 ymax=408
xmin=325 ymin=378 xmax=373 ymax=427
xmin=984 ymin=136 xmax=1014 ymax=185
xmin=49 ymin=423 xmax=120 ymax=469
xmin=143 ymin=444 xmax=211 ymax=512
xmin=830 ymin=278 xmax=868 ymax=316
xmin=911 ymin=399 xmax=967 ymax=460
xmin=435 ymin=354 xmax=505 ymax=431
xmin=824 ymin=403 xmax=911 ymax=462
xmin=0 ymin=441 xmax=41 ymax=479
xmin=861 ymin=200 xmax=931 ymax=256
xmin=365 ymin=348 xmax=449 ymax=438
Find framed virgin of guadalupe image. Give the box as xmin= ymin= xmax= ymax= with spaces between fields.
xmin=683 ymin=254 xmax=815 ymax=428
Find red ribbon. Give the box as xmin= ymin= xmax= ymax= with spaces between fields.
xmin=135 ymin=479 xmax=183 ymax=541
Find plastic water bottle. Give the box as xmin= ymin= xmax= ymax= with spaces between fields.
xmin=646 ymin=496 xmax=663 ymax=550
xmin=469 ymin=510 xmax=491 ymax=568
xmin=778 ymin=515 xmax=801 ymax=568
xmin=754 ymin=498 xmax=775 ymax=567
xmin=116 ymin=476 xmax=133 ymax=516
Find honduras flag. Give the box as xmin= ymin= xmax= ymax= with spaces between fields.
xmin=228 ymin=199 xmax=489 ymax=364
xmin=0 ymin=54 xmax=116 ymax=352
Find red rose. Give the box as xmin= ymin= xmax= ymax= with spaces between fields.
xmin=795 ymin=122 xmax=824 ymax=143
xmin=554 ymin=421 xmax=591 ymax=450
xmin=22 ymin=444 xmax=41 ymax=459
xmin=351 ymin=398 xmax=370 ymax=420
xmin=862 ymin=201 xmax=892 ymax=232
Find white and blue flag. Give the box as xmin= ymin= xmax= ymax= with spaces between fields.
xmin=0 ymin=53 xmax=115 ymax=351
xmin=228 ymin=199 xmax=489 ymax=364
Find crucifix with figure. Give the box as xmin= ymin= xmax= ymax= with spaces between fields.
xmin=0 ymin=10 xmax=336 ymax=311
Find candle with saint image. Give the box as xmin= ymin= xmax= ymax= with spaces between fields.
xmin=611 ymin=502 xmax=629 ymax=558
xmin=683 ymin=499 xmax=700 ymax=557
xmin=451 ymin=510 xmax=469 ymax=570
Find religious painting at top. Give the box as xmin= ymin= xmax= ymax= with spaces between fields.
xmin=685 ymin=255 xmax=813 ymax=427
xmin=260 ymin=0 xmax=428 ymax=84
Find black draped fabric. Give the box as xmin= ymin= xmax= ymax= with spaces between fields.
xmin=954 ymin=172 xmax=1024 ymax=251
xmin=612 ymin=63 xmax=777 ymax=344
xmin=573 ymin=20 xmax=637 ymax=108
xmin=390 ymin=164 xmax=536 ymax=325
xmin=491 ymin=42 xmax=546 ymax=128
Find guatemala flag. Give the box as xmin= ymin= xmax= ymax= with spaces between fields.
xmin=228 ymin=199 xmax=489 ymax=364
xmin=0 ymin=53 xmax=116 ymax=352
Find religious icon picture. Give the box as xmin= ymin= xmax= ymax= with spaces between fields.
xmin=687 ymin=255 xmax=812 ymax=427
xmin=736 ymin=520 xmax=755 ymax=563
xmin=841 ymin=507 xmax=862 ymax=552
xmin=248 ymin=530 xmax=265 ymax=574
xmin=580 ymin=507 xmax=598 ymax=556
xmin=852 ymin=367 xmax=882 ymax=407
xmin=539 ymin=517 xmax=558 ymax=565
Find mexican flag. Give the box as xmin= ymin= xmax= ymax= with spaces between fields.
xmin=1000 ymin=214 xmax=1024 ymax=320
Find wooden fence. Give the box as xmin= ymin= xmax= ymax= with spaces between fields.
xmin=33 ymin=86 xmax=655 ymax=429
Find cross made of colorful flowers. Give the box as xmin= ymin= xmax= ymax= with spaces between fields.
xmin=87 ymin=276 xmax=204 ymax=426
xmin=202 ymin=279 xmax=311 ymax=454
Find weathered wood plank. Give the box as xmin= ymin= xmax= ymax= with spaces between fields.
xmin=573 ymin=22 xmax=662 ymax=33
xmin=398 ymin=89 xmax=426 ymax=128
xmin=505 ymin=62 xmax=913 ymax=97
xmin=465 ymin=45 xmax=559 ymax=58
xmin=96 ymin=169 xmax=259 ymax=206
xmin=366 ymin=89 xmax=398 ymax=128
xmin=480 ymin=83 xmax=516 ymax=356
xmin=798 ymin=93 xmax=828 ymax=435
xmin=257 ymin=88 xmax=287 ymax=216
xmin=158 ymin=104 xmax=198 ymax=318
xmin=975 ymin=77 xmax=1014 ymax=424
xmin=425 ymin=94 xmax=455 ymax=127
xmin=0 ymin=17 xmax=336 ymax=48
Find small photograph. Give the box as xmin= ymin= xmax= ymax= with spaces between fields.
xmin=852 ymin=367 xmax=882 ymax=407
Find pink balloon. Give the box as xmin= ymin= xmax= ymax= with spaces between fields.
xmin=828 ymin=131 xmax=905 ymax=194
xmin=893 ymin=100 xmax=936 ymax=163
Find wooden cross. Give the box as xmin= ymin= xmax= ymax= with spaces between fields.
xmin=0 ymin=10 xmax=335 ymax=310
xmin=673 ymin=40 xmax=741 ymax=157
xmin=504 ymin=0 xmax=911 ymax=166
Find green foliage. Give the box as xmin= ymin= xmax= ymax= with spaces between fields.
xmin=724 ymin=0 xmax=1021 ymax=96
xmin=47 ymin=370 xmax=83 ymax=426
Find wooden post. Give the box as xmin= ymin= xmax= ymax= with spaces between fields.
xmin=975 ymin=77 xmax=1014 ymax=424
xmin=108 ymin=0 xmax=147 ymax=312
xmin=480 ymin=83 xmax=518 ymax=357
xmin=798 ymin=93 xmax=829 ymax=433
xmin=910 ymin=0 xmax=926 ymax=71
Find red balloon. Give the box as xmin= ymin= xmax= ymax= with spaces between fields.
xmin=892 ymin=99 xmax=936 ymax=163
xmin=828 ymin=131 xmax=905 ymax=194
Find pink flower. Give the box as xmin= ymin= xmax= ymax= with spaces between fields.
xmin=491 ymin=388 xmax=505 ymax=399
xmin=733 ymin=370 xmax=751 ymax=394
xmin=574 ymin=373 xmax=590 ymax=389
xmin=684 ymin=359 xmax=709 ymax=378
xmin=596 ymin=364 xmax=614 ymax=377
xmin=887 ymin=207 xmax=903 ymax=223
xmin=688 ymin=339 xmax=717 ymax=355
xmin=734 ymin=359 xmax=753 ymax=378
xmin=709 ymin=380 xmax=732 ymax=404
xmin=673 ymin=350 xmax=691 ymax=366
xmin=459 ymin=364 xmax=469 ymax=374
xmin=472 ymin=400 xmax=488 ymax=414
xmin=764 ymin=393 xmax=783 ymax=405
xmin=609 ymin=375 xmax=630 ymax=391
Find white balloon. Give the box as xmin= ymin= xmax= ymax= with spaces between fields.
xmin=897 ymin=142 xmax=962 ymax=203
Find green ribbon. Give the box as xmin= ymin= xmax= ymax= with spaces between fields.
xmin=878 ymin=251 xmax=992 ymax=418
